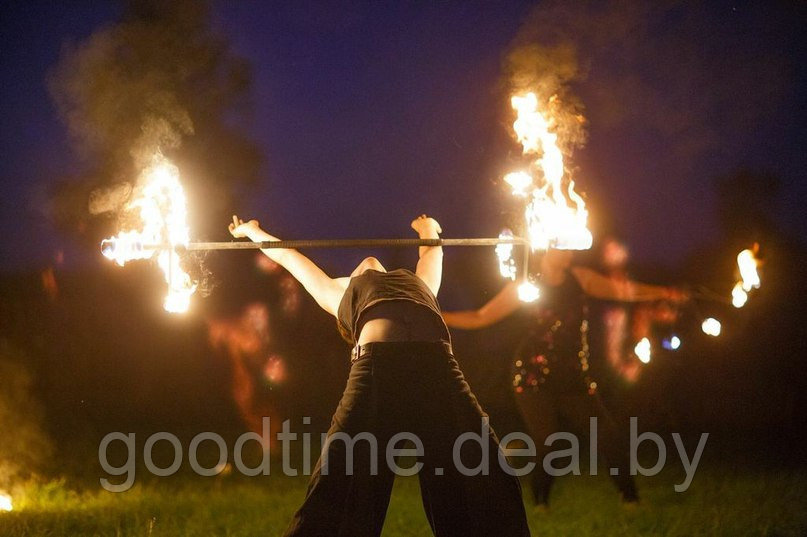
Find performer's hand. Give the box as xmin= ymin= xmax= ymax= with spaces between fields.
xmin=411 ymin=214 xmax=442 ymax=238
xmin=229 ymin=215 xmax=261 ymax=239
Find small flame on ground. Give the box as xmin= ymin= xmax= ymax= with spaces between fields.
xmin=509 ymin=92 xmax=592 ymax=252
xmin=101 ymin=154 xmax=196 ymax=312
xmin=634 ymin=337 xmax=652 ymax=363
xmin=701 ymin=317 xmax=722 ymax=337
xmin=0 ymin=492 xmax=12 ymax=512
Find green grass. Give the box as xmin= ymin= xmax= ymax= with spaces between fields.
xmin=1 ymin=462 xmax=805 ymax=536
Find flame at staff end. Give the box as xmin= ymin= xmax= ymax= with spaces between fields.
xmin=732 ymin=246 xmax=761 ymax=308
xmin=508 ymin=92 xmax=592 ymax=252
xmin=0 ymin=491 xmax=12 ymax=512
xmin=101 ymin=154 xmax=197 ymax=313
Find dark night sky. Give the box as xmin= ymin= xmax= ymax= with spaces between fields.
xmin=1 ymin=1 xmax=805 ymax=275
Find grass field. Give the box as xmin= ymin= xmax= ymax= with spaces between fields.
xmin=1 ymin=459 xmax=805 ymax=536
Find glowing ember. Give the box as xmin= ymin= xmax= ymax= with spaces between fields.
xmin=634 ymin=337 xmax=652 ymax=364
xmin=701 ymin=317 xmax=722 ymax=337
xmin=101 ymin=154 xmax=196 ymax=312
xmin=731 ymin=282 xmax=749 ymax=308
xmin=0 ymin=492 xmax=12 ymax=512
xmin=509 ymin=92 xmax=592 ymax=251
xmin=517 ymin=281 xmax=540 ymax=303
xmin=496 ymin=229 xmax=518 ymax=281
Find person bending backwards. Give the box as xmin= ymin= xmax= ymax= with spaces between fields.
xmin=229 ymin=214 xmax=530 ymax=537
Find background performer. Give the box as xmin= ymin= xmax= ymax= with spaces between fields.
xmin=444 ymin=248 xmax=687 ymax=507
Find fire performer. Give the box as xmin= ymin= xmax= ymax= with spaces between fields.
xmin=228 ymin=215 xmax=530 ymax=537
xmin=443 ymin=248 xmax=688 ymax=507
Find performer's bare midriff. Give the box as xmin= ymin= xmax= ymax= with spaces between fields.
xmin=357 ymin=300 xmax=448 ymax=345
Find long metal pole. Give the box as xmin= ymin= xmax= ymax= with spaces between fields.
xmin=150 ymin=237 xmax=530 ymax=252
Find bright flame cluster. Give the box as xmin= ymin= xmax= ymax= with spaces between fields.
xmin=634 ymin=337 xmax=652 ymax=364
xmin=496 ymin=229 xmax=518 ymax=281
xmin=0 ymin=492 xmax=12 ymax=512
xmin=732 ymin=247 xmax=761 ymax=308
xmin=701 ymin=317 xmax=722 ymax=337
xmin=508 ymin=93 xmax=592 ymax=252
xmin=101 ymin=155 xmax=196 ymax=313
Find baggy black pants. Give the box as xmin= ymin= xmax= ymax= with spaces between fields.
xmin=284 ymin=342 xmax=531 ymax=537
xmin=514 ymin=387 xmax=638 ymax=505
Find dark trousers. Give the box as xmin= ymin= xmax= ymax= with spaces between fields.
xmin=514 ymin=388 xmax=638 ymax=505
xmin=284 ymin=342 xmax=530 ymax=537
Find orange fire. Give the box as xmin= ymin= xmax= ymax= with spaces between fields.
xmin=509 ymin=92 xmax=592 ymax=252
xmin=101 ymin=154 xmax=196 ymax=312
xmin=732 ymin=246 xmax=761 ymax=308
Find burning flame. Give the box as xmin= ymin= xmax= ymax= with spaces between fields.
xmin=701 ymin=317 xmax=722 ymax=337
xmin=496 ymin=229 xmax=518 ymax=281
xmin=509 ymin=92 xmax=592 ymax=251
xmin=731 ymin=246 xmax=761 ymax=308
xmin=517 ymin=281 xmax=540 ymax=303
xmin=101 ymin=155 xmax=196 ymax=312
xmin=0 ymin=492 xmax=12 ymax=512
xmin=731 ymin=282 xmax=748 ymax=308
xmin=634 ymin=337 xmax=651 ymax=364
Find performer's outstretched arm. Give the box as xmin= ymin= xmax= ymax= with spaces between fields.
xmin=229 ymin=216 xmax=347 ymax=316
xmin=411 ymin=215 xmax=443 ymax=296
xmin=571 ymin=266 xmax=686 ymax=302
xmin=442 ymin=281 xmax=521 ymax=330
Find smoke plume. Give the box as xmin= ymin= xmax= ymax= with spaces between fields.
xmin=48 ymin=0 xmax=262 ymax=242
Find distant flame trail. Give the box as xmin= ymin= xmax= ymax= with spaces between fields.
xmin=731 ymin=245 xmax=761 ymax=309
xmin=101 ymin=154 xmax=196 ymax=313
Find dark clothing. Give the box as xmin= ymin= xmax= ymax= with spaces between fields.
xmin=511 ymin=270 xmax=637 ymax=504
xmin=514 ymin=388 xmax=638 ymax=505
xmin=337 ymin=269 xmax=447 ymax=345
xmin=512 ymin=271 xmax=593 ymax=393
xmin=284 ymin=342 xmax=530 ymax=537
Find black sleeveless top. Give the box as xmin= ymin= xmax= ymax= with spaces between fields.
xmin=513 ymin=269 xmax=596 ymax=394
xmin=337 ymin=269 xmax=447 ymax=345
